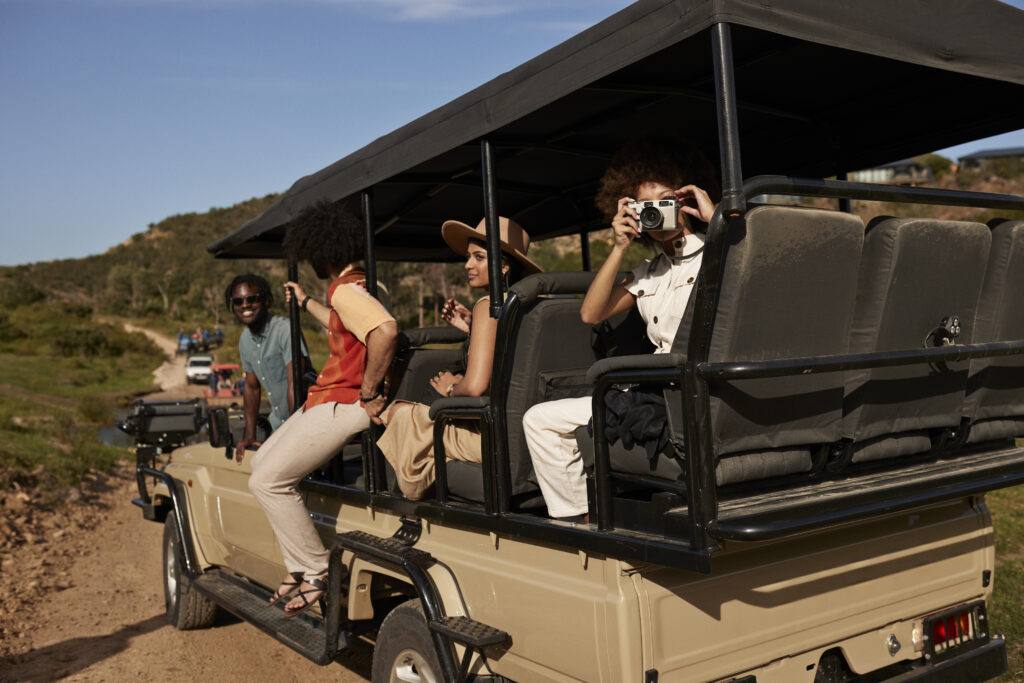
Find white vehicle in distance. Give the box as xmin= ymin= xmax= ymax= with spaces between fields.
xmin=185 ymin=354 xmax=214 ymax=384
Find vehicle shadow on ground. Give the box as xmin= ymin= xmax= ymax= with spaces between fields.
xmin=0 ymin=613 xmax=167 ymax=682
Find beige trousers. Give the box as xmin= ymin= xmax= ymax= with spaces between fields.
xmin=249 ymin=401 xmax=369 ymax=582
xmin=377 ymin=401 xmax=482 ymax=499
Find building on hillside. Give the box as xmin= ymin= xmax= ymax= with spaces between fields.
xmin=958 ymin=147 xmax=1024 ymax=170
xmin=848 ymin=159 xmax=932 ymax=184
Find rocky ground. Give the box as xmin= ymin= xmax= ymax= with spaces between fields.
xmin=0 ymin=326 xmax=370 ymax=682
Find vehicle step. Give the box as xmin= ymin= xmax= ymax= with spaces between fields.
xmin=192 ymin=568 xmax=350 ymax=666
xmin=335 ymin=529 xmax=432 ymax=567
xmin=429 ymin=616 xmax=509 ymax=648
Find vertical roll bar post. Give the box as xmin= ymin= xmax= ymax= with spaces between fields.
xmin=287 ymin=256 xmax=304 ymax=414
xmin=481 ymin=139 xmax=504 ymax=319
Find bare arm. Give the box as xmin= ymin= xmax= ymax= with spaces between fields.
xmin=235 ymin=372 xmax=262 ymax=462
xmin=285 ymin=361 xmax=294 ymax=415
xmin=580 ymin=197 xmax=639 ymax=325
xmin=362 ymin=321 xmax=398 ymax=424
xmin=285 ymin=281 xmax=330 ymax=329
xmin=430 ymin=298 xmax=495 ymax=398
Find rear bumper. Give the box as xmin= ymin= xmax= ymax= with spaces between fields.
xmin=886 ymin=634 xmax=1006 ymax=682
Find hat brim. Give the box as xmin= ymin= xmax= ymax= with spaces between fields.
xmin=441 ymin=220 xmax=543 ymax=275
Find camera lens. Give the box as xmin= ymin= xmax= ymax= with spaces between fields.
xmin=638 ymin=206 xmax=664 ymax=229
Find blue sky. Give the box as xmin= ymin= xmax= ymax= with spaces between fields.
xmin=1 ymin=0 xmax=1023 ymax=266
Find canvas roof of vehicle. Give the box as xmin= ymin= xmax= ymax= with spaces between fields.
xmin=207 ymin=0 xmax=1024 ymax=262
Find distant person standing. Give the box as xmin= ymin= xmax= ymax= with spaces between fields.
xmin=225 ymin=274 xmax=307 ymax=459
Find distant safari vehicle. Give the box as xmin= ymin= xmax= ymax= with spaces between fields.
xmin=184 ymin=354 xmax=214 ymax=384
xmin=132 ymin=1 xmax=1024 ymax=681
xmin=203 ymin=363 xmax=241 ymax=398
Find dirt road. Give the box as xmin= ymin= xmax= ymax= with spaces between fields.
xmin=0 ymin=465 xmax=372 ymax=682
xmin=1 ymin=325 xmax=371 ymax=682
xmin=122 ymin=323 xmax=206 ymax=401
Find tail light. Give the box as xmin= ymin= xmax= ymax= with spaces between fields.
xmin=922 ymin=601 xmax=989 ymax=663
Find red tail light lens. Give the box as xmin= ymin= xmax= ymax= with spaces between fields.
xmin=923 ymin=602 xmax=989 ymax=663
xmin=933 ymin=619 xmax=947 ymax=646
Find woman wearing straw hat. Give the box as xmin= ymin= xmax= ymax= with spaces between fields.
xmin=377 ymin=216 xmax=542 ymax=500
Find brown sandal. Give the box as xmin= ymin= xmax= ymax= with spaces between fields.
xmin=268 ymin=572 xmax=304 ymax=606
xmin=284 ymin=578 xmax=326 ymax=618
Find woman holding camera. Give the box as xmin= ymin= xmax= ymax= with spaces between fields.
xmin=523 ymin=138 xmax=718 ymax=522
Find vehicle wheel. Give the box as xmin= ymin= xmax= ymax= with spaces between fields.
xmin=372 ymin=600 xmax=443 ymax=683
xmin=162 ymin=511 xmax=217 ymax=630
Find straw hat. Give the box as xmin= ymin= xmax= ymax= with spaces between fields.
xmin=441 ymin=216 xmax=543 ymax=275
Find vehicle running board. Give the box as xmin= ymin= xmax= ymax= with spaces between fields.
xmin=192 ymin=568 xmax=351 ymax=666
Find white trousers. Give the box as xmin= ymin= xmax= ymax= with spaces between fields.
xmin=522 ymin=396 xmax=592 ymax=517
xmin=249 ymin=401 xmax=369 ymax=582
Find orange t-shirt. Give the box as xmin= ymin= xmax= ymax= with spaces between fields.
xmin=304 ymin=267 xmax=394 ymax=409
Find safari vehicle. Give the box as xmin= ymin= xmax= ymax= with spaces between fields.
xmin=184 ymin=353 xmax=214 ymax=384
xmin=130 ymin=1 xmax=1024 ymax=681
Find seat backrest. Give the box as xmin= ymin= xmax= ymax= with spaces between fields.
xmin=704 ymin=205 xmax=865 ymax=458
xmin=843 ymin=217 xmax=991 ymax=457
xmin=964 ymin=219 xmax=1024 ymax=441
xmin=503 ymin=273 xmax=603 ymax=494
xmin=389 ymin=327 xmax=467 ymax=404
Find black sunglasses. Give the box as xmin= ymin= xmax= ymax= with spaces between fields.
xmin=232 ymin=295 xmax=263 ymax=306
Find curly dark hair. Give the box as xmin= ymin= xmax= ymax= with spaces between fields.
xmin=284 ymin=200 xmax=365 ymax=278
xmin=224 ymin=273 xmax=274 ymax=311
xmin=595 ymin=137 xmax=720 ymax=223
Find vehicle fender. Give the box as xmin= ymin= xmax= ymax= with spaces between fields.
xmin=347 ymin=556 xmax=466 ymax=622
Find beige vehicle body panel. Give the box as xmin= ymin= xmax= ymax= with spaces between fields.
xmin=152 ymin=441 xmax=995 ymax=682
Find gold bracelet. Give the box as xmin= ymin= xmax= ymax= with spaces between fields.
xmin=446 ymin=383 xmax=455 ymax=397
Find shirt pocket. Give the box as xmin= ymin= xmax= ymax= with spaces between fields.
xmin=630 ymin=278 xmax=658 ymax=321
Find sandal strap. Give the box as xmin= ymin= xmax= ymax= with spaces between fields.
xmin=285 ymin=580 xmax=326 ymax=613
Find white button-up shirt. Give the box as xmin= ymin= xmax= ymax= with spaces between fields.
xmin=624 ymin=233 xmax=705 ymax=354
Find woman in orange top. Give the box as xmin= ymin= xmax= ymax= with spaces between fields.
xmin=246 ymin=200 xmax=398 ymax=618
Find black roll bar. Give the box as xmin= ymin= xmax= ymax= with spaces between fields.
xmin=744 ymin=175 xmax=1024 ymax=211
xmin=287 ymin=257 xmax=304 ymax=414
xmin=481 ymin=139 xmax=504 ymax=319
xmin=362 ymin=190 xmax=379 ymax=298
xmin=711 ymin=23 xmax=745 ymax=219
xmin=580 ymin=231 xmax=591 ymax=271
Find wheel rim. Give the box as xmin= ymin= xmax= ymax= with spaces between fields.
xmin=389 ymin=648 xmax=437 ymax=683
xmin=165 ymin=534 xmax=178 ymax=610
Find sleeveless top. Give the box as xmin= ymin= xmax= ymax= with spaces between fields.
xmin=304 ymin=269 xmax=369 ymax=409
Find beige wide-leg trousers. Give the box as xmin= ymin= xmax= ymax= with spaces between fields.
xmin=377 ymin=401 xmax=482 ymax=500
xmin=522 ymin=395 xmax=592 ymax=518
xmin=249 ymin=401 xmax=369 ymax=581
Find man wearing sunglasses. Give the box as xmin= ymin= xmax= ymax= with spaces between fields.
xmin=225 ymin=273 xmax=307 ymax=459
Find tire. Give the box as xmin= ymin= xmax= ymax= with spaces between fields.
xmin=372 ymin=600 xmax=444 ymax=683
xmin=162 ymin=511 xmax=217 ymax=630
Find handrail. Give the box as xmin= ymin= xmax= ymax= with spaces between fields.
xmin=700 ymin=340 xmax=1024 ymax=381
xmin=743 ymin=175 xmax=1024 ymax=211
xmin=708 ymin=451 xmax=1024 ymax=542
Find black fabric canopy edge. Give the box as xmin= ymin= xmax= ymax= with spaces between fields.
xmin=208 ymin=0 xmax=1024 ymax=259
